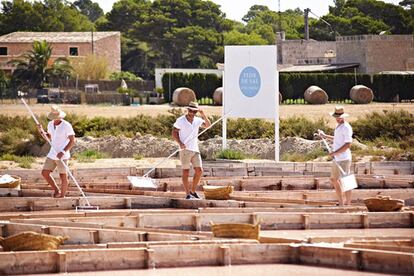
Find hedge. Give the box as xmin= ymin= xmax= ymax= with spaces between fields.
xmin=373 ymin=74 xmax=414 ymax=102
xmin=280 ymin=73 xmax=372 ymax=101
xmin=162 ymin=72 xmax=414 ymax=102
xmin=162 ymin=73 xmax=222 ymax=102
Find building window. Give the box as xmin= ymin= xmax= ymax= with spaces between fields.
xmin=0 ymin=47 xmax=7 ymax=56
xmin=69 ymin=47 xmax=79 ymax=56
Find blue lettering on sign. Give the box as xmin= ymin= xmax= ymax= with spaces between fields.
xmin=239 ymin=66 xmax=261 ymax=98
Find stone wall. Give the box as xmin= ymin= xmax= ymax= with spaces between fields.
xmin=336 ymin=35 xmax=414 ymax=74
xmin=279 ymin=40 xmax=337 ymax=65
xmin=94 ymin=33 xmax=121 ymax=72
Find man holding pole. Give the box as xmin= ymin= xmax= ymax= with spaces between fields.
xmin=319 ymin=106 xmax=353 ymax=206
xmin=172 ymin=101 xmax=211 ymax=199
xmin=37 ymin=105 xmax=76 ymax=198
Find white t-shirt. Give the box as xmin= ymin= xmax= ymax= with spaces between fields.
xmin=333 ymin=121 xmax=353 ymax=161
xmin=173 ymin=115 xmax=205 ymax=152
xmin=46 ymin=120 xmax=75 ymax=160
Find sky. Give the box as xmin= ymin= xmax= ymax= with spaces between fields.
xmin=89 ymin=0 xmax=403 ymax=21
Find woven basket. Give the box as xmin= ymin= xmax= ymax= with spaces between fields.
xmin=203 ymin=185 xmax=234 ymax=200
xmin=364 ymin=195 xmax=405 ymax=212
xmin=211 ymin=223 xmax=260 ymax=240
xmin=0 ymin=175 xmax=21 ymax=189
xmin=0 ymin=231 xmax=69 ymax=251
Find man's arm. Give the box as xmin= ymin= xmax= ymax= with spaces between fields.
xmin=330 ymin=142 xmax=352 ymax=157
xmin=199 ymin=109 xmax=211 ymax=128
xmin=36 ymin=124 xmax=51 ymax=141
xmin=57 ymin=135 xmax=76 ymax=159
xmin=172 ymin=127 xmax=185 ymax=149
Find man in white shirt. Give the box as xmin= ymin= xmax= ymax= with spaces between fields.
xmin=37 ymin=106 xmax=75 ymax=198
xmin=319 ymin=106 xmax=353 ymax=206
xmin=172 ymin=101 xmax=211 ymax=199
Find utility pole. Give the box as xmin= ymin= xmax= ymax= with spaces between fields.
xmin=91 ymin=30 xmax=94 ymax=54
xmin=304 ymin=8 xmax=310 ymax=40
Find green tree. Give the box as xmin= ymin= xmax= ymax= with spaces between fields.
xmin=96 ymin=0 xmax=151 ymax=77
xmin=313 ymin=0 xmax=412 ymax=40
xmin=9 ymin=40 xmax=72 ymax=89
xmin=0 ymin=0 xmax=94 ymax=35
xmin=73 ymin=0 xmax=104 ymax=22
xmin=132 ymin=0 xmax=229 ymax=69
xmin=241 ymin=6 xmax=305 ymax=42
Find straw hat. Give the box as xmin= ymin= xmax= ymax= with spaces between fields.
xmin=187 ymin=101 xmax=199 ymax=111
xmin=47 ymin=105 xmax=66 ymax=120
xmin=329 ymin=106 xmax=349 ymax=118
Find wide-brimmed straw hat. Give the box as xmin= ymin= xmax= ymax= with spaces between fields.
xmin=187 ymin=101 xmax=199 ymax=111
xmin=47 ymin=105 xmax=66 ymax=120
xmin=329 ymin=106 xmax=349 ymax=118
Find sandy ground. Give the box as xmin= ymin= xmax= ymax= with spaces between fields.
xmin=29 ymin=264 xmax=387 ymax=276
xmin=1 ymin=102 xmax=413 ymax=126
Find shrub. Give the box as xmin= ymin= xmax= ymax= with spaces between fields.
xmin=73 ymin=150 xmax=108 ymax=162
xmin=280 ymin=117 xmax=332 ymax=140
xmin=71 ymin=54 xmax=109 ymax=80
xmin=109 ymin=71 xmax=142 ymax=81
xmin=281 ymin=148 xmax=326 ymax=162
xmin=0 ymin=128 xmax=34 ymax=155
xmin=1 ymin=154 xmax=35 ymax=168
xmin=353 ymin=110 xmax=414 ymax=141
xmin=216 ymin=149 xmax=247 ymax=160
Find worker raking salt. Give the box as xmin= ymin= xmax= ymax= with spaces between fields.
xmin=172 ymin=101 xmax=211 ymax=200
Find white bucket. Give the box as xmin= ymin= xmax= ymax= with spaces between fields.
xmin=339 ymin=174 xmax=358 ymax=192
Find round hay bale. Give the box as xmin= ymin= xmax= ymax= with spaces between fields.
xmin=172 ymin=87 xmax=196 ymax=106
xmin=350 ymin=85 xmax=374 ymax=104
xmin=304 ymin=86 xmax=329 ymax=104
xmin=213 ymin=87 xmax=223 ymax=105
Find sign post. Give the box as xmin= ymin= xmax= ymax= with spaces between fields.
xmin=223 ymin=45 xmax=279 ymax=161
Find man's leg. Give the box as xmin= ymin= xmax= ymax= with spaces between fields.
xmin=56 ymin=159 xmax=69 ymax=198
xmin=191 ymin=153 xmax=203 ymax=193
xmin=345 ymin=190 xmax=352 ymax=205
xmin=192 ymin=167 xmax=203 ymax=192
xmin=331 ymin=162 xmax=344 ymax=206
xmin=42 ymin=158 xmax=59 ymax=197
xmin=182 ymin=169 xmax=190 ymax=194
xmin=58 ymin=174 xmax=69 ymax=198
xmin=180 ymin=150 xmax=192 ymax=197
xmin=331 ymin=178 xmax=344 ymax=206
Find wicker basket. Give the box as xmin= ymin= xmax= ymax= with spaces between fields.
xmin=203 ymin=185 xmax=234 ymax=200
xmin=0 ymin=231 xmax=68 ymax=251
xmin=211 ymin=223 xmax=260 ymax=240
xmin=0 ymin=175 xmax=21 ymax=189
xmin=364 ymin=195 xmax=405 ymax=212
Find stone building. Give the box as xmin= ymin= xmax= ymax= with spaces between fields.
xmin=276 ymin=33 xmax=414 ymax=74
xmin=0 ymin=32 xmax=121 ymax=74
xmin=336 ymin=35 xmax=414 ymax=74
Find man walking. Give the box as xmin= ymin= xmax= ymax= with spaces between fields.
xmin=319 ymin=106 xmax=353 ymax=206
xmin=172 ymin=101 xmax=211 ymax=199
xmin=37 ymin=105 xmax=75 ymax=198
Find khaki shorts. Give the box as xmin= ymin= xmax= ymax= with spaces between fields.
xmin=43 ymin=158 xmax=69 ymax=174
xmin=331 ymin=160 xmax=351 ymax=180
xmin=179 ymin=150 xmax=202 ymax=170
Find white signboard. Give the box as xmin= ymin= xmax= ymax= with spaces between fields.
xmin=223 ymin=45 xmax=279 ymax=161
xmin=224 ymin=45 xmax=277 ymax=119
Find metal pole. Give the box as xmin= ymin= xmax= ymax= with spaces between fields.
xmin=304 ymin=8 xmax=310 ymax=40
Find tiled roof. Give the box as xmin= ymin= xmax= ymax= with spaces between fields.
xmin=0 ymin=32 xmax=120 ymax=43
